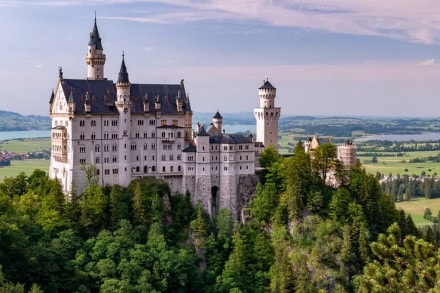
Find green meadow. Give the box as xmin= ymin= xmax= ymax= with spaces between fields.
xmin=395 ymin=197 xmax=440 ymax=226
xmin=0 ymin=138 xmax=50 ymax=154
xmin=0 ymin=159 xmax=50 ymax=181
xmin=361 ymin=150 xmax=440 ymax=177
xmin=0 ymin=138 xmax=50 ymax=181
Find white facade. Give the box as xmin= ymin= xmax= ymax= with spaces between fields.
xmin=254 ymin=79 xmax=280 ymax=149
xmin=49 ymin=18 xmax=261 ymax=218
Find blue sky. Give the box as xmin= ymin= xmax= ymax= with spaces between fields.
xmin=1 ymin=0 xmax=440 ymax=117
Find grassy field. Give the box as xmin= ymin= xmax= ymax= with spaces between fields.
xmin=395 ymin=197 xmax=440 ymax=226
xmin=361 ymin=150 xmax=440 ymax=176
xmin=0 ymin=138 xmax=51 ymax=181
xmin=0 ymin=138 xmax=50 ymax=154
xmin=0 ymin=159 xmax=50 ymax=181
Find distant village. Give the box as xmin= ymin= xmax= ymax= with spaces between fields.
xmin=0 ymin=143 xmax=50 ymax=166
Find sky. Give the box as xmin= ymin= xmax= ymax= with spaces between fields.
xmin=1 ymin=1 xmax=440 ymax=118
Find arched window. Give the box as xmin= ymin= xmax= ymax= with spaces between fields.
xmin=177 ymin=131 xmax=181 ymax=138
xmin=161 ymin=154 xmax=166 ymax=161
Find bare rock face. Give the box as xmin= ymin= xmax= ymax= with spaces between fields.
xmin=236 ymin=174 xmax=259 ymax=219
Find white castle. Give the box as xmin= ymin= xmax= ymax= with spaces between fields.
xmin=48 ymin=18 xmax=280 ymax=218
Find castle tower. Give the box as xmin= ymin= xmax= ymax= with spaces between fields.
xmin=254 ymin=79 xmax=280 ymax=149
xmin=86 ymin=16 xmax=106 ymax=80
xmin=194 ymin=125 xmax=213 ymax=215
xmin=337 ymin=140 xmax=357 ymax=169
xmin=115 ymin=54 xmax=132 ymax=186
xmin=213 ymin=111 xmax=223 ymax=133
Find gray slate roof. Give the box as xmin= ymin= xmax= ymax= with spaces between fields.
xmin=56 ymin=78 xmax=191 ymax=115
xmin=259 ymin=80 xmax=275 ymax=90
xmin=88 ymin=18 xmax=103 ymax=50
xmin=213 ymin=111 xmax=223 ymax=119
xmin=209 ymin=133 xmax=252 ymax=144
xmin=117 ymin=55 xmax=129 ymax=84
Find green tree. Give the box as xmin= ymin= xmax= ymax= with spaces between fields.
xmin=283 ymin=142 xmax=313 ymax=219
xmin=79 ymin=184 xmax=107 ymax=236
xmin=80 ymin=163 xmax=98 ymax=186
xmin=252 ymin=182 xmax=278 ymax=223
xmin=356 ymin=223 xmax=440 ymax=292
xmin=312 ymin=142 xmax=337 ymax=181
xmin=259 ymin=145 xmax=281 ymax=168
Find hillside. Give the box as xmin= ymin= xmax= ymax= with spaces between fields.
xmin=0 ymin=110 xmax=51 ymax=131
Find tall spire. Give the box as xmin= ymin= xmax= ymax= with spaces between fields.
xmin=86 ymin=14 xmax=106 ymax=80
xmin=88 ymin=13 xmax=103 ymax=50
xmin=117 ymin=52 xmax=130 ymax=84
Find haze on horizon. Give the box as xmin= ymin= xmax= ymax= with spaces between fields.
xmin=1 ymin=1 xmax=440 ymax=118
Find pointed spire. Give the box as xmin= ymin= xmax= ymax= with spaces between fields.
xmin=68 ymin=88 xmax=74 ymax=103
xmin=88 ymin=13 xmax=103 ymax=50
xmin=49 ymin=89 xmax=55 ymax=104
xmin=117 ymin=52 xmax=130 ymax=83
xmin=259 ymin=78 xmax=275 ymax=90
xmin=213 ymin=110 xmax=223 ymax=119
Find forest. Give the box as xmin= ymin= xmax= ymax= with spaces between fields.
xmin=0 ymin=143 xmax=439 ymax=292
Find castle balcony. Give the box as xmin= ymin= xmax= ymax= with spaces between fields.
xmin=161 ymin=138 xmax=175 ymax=143
xmin=53 ymin=154 xmax=67 ymax=163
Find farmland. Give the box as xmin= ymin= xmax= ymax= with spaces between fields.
xmin=395 ymin=197 xmax=440 ymax=226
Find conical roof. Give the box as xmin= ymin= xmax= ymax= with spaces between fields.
xmin=117 ymin=54 xmax=130 ymax=83
xmin=213 ymin=111 xmax=223 ymax=119
xmin=259 ymin=79 xmax=276 ymax=90
xmin=88 ymin=16 xmax=103 ymax=50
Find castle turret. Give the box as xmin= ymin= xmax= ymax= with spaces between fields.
xmin=254 ymin=79 xmax=280 ymax=149
xmin=86 ymin=16 xmax=106 ymax=80
xmin=213 ymin=111 xmax=223 ymax=133
xmin=115 ymin=54 xmax=132 ymax=186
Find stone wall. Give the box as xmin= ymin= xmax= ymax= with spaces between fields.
xmin=236 ymin=174 xmax=259 ymax=219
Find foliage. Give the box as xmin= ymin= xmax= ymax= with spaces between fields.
xmin=356 ymin=223 xmax=440 ymax=292
xmin=0 ymin=156 xmax=438 ymax=292
xmin=258 ymin=145 xmax=281 ymax=168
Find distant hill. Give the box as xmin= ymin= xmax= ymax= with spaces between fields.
xmin=0 ymin=110 xmax=51 ymax=131
xmin=193 ymin=112 xmax=254 ymax=125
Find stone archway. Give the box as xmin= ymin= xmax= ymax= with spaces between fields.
xmin=211 ymin=186 xmax=219 ymax=216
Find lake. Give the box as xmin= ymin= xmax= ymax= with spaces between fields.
xmin=0 ymin=125 xmax=256 ymax=142
xmin=0 ymin=130 xmax=51 ymax=141
xmin=354 ymin=133 xmax=440 ymax=142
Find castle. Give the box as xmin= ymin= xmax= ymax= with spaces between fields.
xmin=48 ymin=18 xmax=280 ymax=218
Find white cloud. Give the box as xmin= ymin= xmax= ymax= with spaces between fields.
xmin=104 ymin=0 xmax=440 ymax=44
xmin=418 ymin=59 xmax=436 ymax=66
xmin=5 ymin=0 xmax=440 ymax=43
xmin=34 ymin=64 xmax=43 ymax=69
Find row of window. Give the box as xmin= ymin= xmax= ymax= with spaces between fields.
xmin=93 ymin=154 xmax=160 ymax=164
xmin=161 ymin=154 xmax=181 ymax=161
xmin=52 ymin=132 xmax=67 ymax=139
xmin=79 ymin=132 xmax=165 ymax=140
xmin=79 ymin=119 xmax=161 ymax=127
xmin=79 ymin=163 xmax=183 ymax=174
xmin=188 ymin=165 xmax=250 ymax=172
